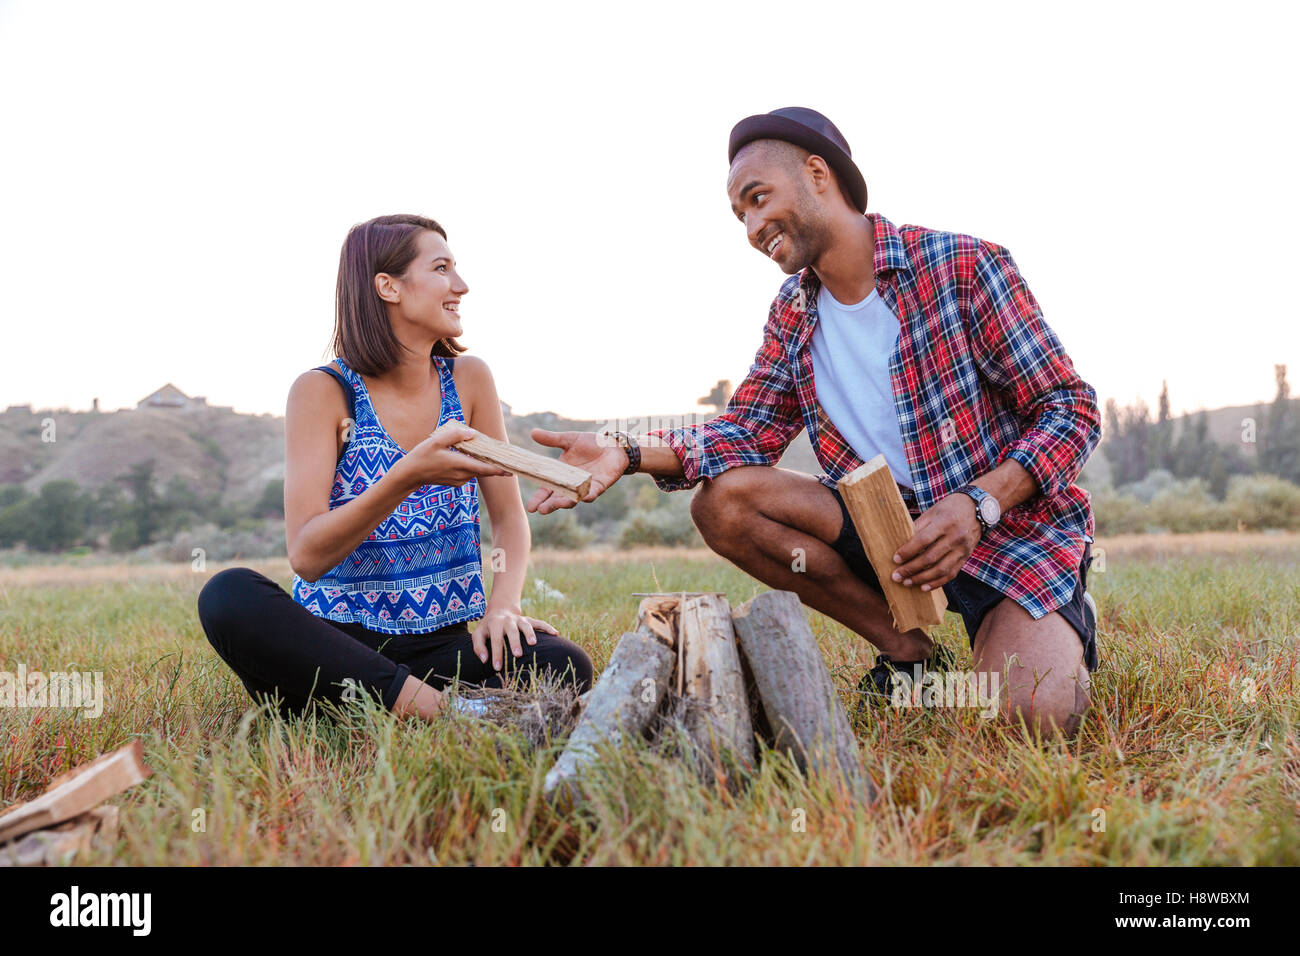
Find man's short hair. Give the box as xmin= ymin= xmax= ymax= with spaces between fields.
xmin=732 ymin=138 xmax=857 ymax=210
xmin=733 ymin=138 xmax=809 ymax=175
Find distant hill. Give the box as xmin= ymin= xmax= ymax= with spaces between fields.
xmin=1195 ymin=402 xmax=1269 ymax=455
xmin=2 ymin=405 xmax=284 ymax=507
xmin=2 ymin=395 xmax=1276 ymax=503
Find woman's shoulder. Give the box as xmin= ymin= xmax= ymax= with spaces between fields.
xmin=448 ymin=353 xmax=488 ymax=375
xmin=287 ymin=363 xmax=350 ymax=414
xmin=449 ymin=353 xmax=494 ymax=394
xmin=448 ymin=353 xmax=498 ymax=425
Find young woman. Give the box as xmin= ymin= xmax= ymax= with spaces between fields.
xmin=196 ymin=214 xmax=594 ymax=721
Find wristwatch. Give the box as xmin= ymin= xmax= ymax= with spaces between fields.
xmin=957 ymin=484 xmax=1001 ymax=537
xmin=611 ymin=431 xmax=641 ymax=475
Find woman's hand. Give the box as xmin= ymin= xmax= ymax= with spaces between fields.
xmin=401 ymin=422 xmax=512 ymax=488
xmin=471 ymin=608 xmax=560 ymax=671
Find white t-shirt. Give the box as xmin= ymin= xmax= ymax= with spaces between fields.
xmin=808 ymin=284 xmax=913 ymax=489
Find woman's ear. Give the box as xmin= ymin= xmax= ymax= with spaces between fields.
xmin=374 ymin=272 xmax=401 ymax=304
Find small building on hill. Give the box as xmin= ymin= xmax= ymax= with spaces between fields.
xmin=137 ymin=384 xmax=230 ymax=412
xmin=138 ymin=384 xmax=194 ymax=408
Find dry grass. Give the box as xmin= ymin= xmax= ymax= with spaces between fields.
xmin=1 ymin=539 xmax=1298 ymax=865
xmin=1095 ymin=530 xmax=1300 ymax=560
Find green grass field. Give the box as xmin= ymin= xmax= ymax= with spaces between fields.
xmin=2 ymin=534 xmax=1298 ymax=865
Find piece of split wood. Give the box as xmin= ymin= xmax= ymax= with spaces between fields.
xmin=837 ymin=455 xmax=947 ymax=632
xmin=731 ymin=590 xmax=871 ymax=799
xmin=453 ymin=433 xmax=591 ymax=500
xmin=678 ymin=593 xmax=756 ymax=769
xmin=0 ymin=807 xmax=119 ymax=867
xmin=635 ymin=595 xmax=684 ymax=651
xmin=0 ymin=739 xmax=151 ymax=846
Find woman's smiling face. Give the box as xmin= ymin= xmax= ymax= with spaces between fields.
xmin=380 ymin=228 xmax=469 ymax=338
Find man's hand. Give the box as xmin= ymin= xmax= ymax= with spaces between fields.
xmin=525 ymin=429 xmax=629 ymax=515
xmin=891 ymin=492 xmax=984 ymax=592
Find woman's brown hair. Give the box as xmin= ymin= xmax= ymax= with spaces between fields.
xmin=332 ymin=214 xmax=467 ymax=376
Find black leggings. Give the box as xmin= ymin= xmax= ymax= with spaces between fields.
xmin=196 ymin=567 xmax=594 ymax=718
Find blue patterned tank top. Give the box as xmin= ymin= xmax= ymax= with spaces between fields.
xmin=290 ymin=355 xmax=487 ymax=634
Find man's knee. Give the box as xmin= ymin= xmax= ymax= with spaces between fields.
xmin=690 ymin=467 xmax=766 ymax=541
xmin=983 ymin=659 xmax=1090 ymax=740
xmin=973 ymin=601 xmax=1091 ymax=740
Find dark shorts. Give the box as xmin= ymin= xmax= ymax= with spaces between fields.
xmin=827 ymin=487 xmax=1098 ymax=672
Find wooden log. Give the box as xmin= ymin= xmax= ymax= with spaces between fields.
xmin=452 ymin=433 xmax=591 ymax=500
xmin=543 ymin=627 xmax=676 ymax=800
xmin=636 ymin=594 xmax=724 ymax=696
xmin=0 ymin=806 xmax=121 ymax=867
xmin=838 ymin=455 xmax=947 ymax=632
xmin=0 ymin=739 xmax=151 ymax=846
xmin=735 ymin=631 xmax=775 ymax=746
xmin=678 ymin=594 xmax=756 ymax=768
xmin=731 ymin=591 xmax=870 ymax=797
xmin=87 ymin=805 xmax=120 ymax=844
xmin=635 ymin=595 xmax=684 ymax=653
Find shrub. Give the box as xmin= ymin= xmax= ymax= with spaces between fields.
xmin=1146 ymin=479 xmax=1234 ymax=533
xmin=1120 ymin=468 xmax=1175 ymax=504
xmin=253 ymin=479 xmax=285 ymax=519
xmin=150 ymin=521 xmax=288 ymax=563
xmin=618 ymin=508 xmax=703 ymax=548
xmin=1090 ymin=487 xmax=1149 ymax=535
xmin=1227 ymin=474 xmax=1300 ymax=530
xmin=0 ymin=495 xmax=34 ymax=547
xmin=1091 ymin=474 xmax=1300 ymax=533
xmin=526 ymin=509 xmax=592 ymax=550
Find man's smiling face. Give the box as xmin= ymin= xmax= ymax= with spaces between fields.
xmin=727 ymin=139 xmax=832 ymax=276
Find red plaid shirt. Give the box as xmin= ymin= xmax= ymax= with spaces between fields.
xmin=649 ymin=212 xmax=1100 ymax=620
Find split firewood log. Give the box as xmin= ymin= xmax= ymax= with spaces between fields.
xmin=731 ymin=591 xmax=871 ymax=798
xmin=543 ymin=626 xmax=675 ymax=802
xmin=677 ymin=593 xmax=756 ymax=771
xmin=0 ymin=740 xmax=150 ymax=846
xmin=0 ymin=807 xmax=119 ymax=867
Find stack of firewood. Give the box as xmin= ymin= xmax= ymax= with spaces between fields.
xmin=0 ymin=740 xmax=151 ymax=866
xmin=543 ymin=590 xmax=872 ymax=803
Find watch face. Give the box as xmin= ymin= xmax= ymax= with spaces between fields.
xmin=979 ymin=496 xmax=1000 ymax=525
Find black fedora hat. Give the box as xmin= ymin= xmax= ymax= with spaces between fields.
xmin=728 ymin=106 xmax=868 ymax=213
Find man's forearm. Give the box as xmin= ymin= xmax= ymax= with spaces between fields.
xmin=970 ymin=458 xmax=1037 ymax=513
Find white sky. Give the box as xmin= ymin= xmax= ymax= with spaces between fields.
xmin=1 ymin=0 xmax=1296 ymax=423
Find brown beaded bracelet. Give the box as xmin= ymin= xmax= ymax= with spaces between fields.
xmin=613 ymin=431 xmax=641 ymax=475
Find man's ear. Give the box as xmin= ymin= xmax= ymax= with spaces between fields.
xmin=374 ymin=272 xmax=400 ymax=304
xmin=805 ymin=154 xmax=834 ymax=196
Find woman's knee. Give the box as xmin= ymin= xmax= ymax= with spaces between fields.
xmin=196 ymin=567 xmax=268 ymax=646
xmin=532 ymin=633 xmax=594 ymax=693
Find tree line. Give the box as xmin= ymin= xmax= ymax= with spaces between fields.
xmin=1102 ymin=364 xmax=1300 ymax=496
xmin=0 ymin=461 xmax=284 ymax=553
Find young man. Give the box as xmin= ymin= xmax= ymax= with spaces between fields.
xmin=528 ymin=107 xmax=1101 ymax=739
